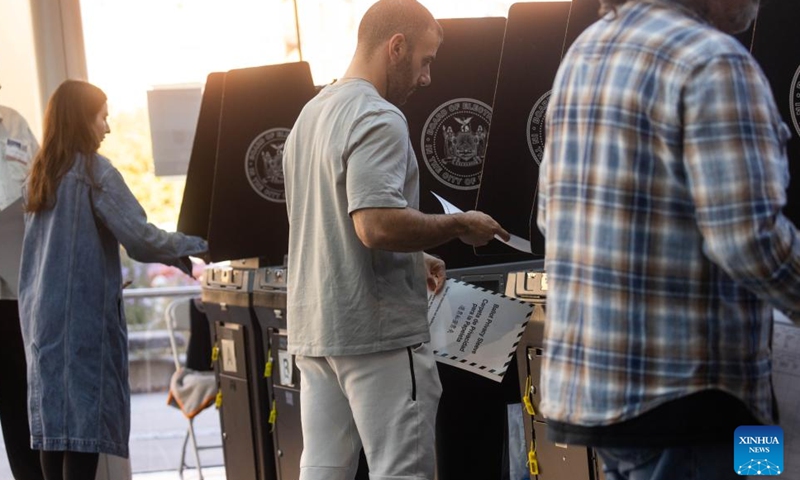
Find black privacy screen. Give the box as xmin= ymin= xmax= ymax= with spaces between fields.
xmin=751 ymin=3 xmax=800 ymax=227
xmin=402 ymin=17 xmax=524 ymax=268
xmin=179 ymin=62 xmax=316 ymax=263
xmin=475 ymin=2 xmax=572 ymax=258
xmin=178 ymin=72 xmax=225 ymax=240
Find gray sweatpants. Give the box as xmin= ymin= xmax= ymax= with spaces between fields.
xmin=296 ymin=343 xmax=442 ymax=480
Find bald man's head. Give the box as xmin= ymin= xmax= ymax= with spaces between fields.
xmin=357 ymin=0 xmax=442 ymax=59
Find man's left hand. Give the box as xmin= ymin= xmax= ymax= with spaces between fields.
xmin=424 ymin=253 xmax=446 ymax=294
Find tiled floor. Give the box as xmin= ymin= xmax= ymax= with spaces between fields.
xmin=128 ymin=391 xmax=223 ymax=474
xmin=0 ymin=391 xmax=225 ymax=480
xmin=133 ymin=466 xmax=226 ymax=480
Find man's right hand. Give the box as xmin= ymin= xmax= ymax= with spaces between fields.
xmin=457 ymin=211 xmax=510 ymax=246
xmin=351 ymin=207 xmax=510 ymax=252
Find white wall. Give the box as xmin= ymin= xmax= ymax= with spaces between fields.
xmin=0 ymin=0 xmax=88 ymax=141
xmin=0 ymin=0 xmax=43 ymax=140
xmin=29 ymin=0 xmax=88 ymax=105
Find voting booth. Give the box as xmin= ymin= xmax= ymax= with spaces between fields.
xmin=435 ymin=261 xmax=541 ymax=480
xmin=751 ymin=2 xmax=800 ymax=228
xmin=181 ymin=62 xmax=371 ymax=480
xmin=205 ymin=63 xmax=317 ymax=264
xmin=183 ymin=62 xmax=318 ymax=480
xmin=401 ymin=16 xmax=534 ymax=269
xmin=450 ymin=2 xmax=606 ymax=478
xmin=474 ymin=1 xmax=572 ymax=257
xmin=203 ymin=265 xmax=271 ymax=480
xmin=397 ymin=15 xmax=538 ymax=480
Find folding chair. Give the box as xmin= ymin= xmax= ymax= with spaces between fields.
xmin=165 ymin=297 xmax=220 ymax=480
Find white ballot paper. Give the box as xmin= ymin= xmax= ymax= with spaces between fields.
xmin=428 ymin=278 xmax=533 ymax=382
xmin=431 ymin=191 xmax=532 ymax=253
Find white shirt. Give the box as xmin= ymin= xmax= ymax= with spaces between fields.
xmin=0 ymin=105 xmax=39 ymax=299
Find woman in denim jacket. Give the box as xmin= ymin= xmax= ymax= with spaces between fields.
xmin=18 ymin=80 xmax=207 ymax=480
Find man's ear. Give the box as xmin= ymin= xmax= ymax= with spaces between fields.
xmin=387 ymin=33 xmax=408 ymax=63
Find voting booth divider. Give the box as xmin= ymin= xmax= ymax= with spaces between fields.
xmin=474 ymin=1 xmax=572 ymax=258
xmin=401 ymin=16 xmax=534 ymax=270
xmin=750 ymin=2 xmax=800 ymax=228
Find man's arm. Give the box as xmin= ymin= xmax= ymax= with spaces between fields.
xmin=351 ymin=207 xmax=509 ymax=252
xmin=683 ymin=54 xmax=800 ymax=320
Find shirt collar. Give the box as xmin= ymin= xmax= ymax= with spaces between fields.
xmin=640 ymin=0 xmax=709 ymax=26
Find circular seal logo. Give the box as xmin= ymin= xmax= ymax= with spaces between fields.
xmin=791 ymin=64 xmax=800 ymax=138
xmin=526 ymin=90 xmax=551 ymax=166
xmin=245 ymin=127 xmax=290 ymax=203
xmin=421 ymin=98 xmax=492 ymax=191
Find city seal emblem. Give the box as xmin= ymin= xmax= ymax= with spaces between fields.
xmin=421 ymin=98 xmax=492 ymax=191
xmin=245 ymin=127 xmax=290 ymax=203
xmin=526 ymin=90 xmax=550 ymax=166
xmin=791 ymin=64 xmax=800 ymax=138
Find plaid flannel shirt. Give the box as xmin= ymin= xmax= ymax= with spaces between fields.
xmin=536 ymin=0 xmax=800 ymax=427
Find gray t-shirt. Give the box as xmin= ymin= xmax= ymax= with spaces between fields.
xmin=283 ymin=78 xmax=429 ymax=356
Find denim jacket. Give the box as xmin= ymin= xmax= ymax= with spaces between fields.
xmin=18 ymin=153 xmax=207 ymax=457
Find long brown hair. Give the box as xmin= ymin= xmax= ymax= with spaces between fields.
xmin=26 ymin=80 xmax=107 ymax=213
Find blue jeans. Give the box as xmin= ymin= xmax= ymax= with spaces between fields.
xmin=596 ymin=444 xmax=741 ymax=480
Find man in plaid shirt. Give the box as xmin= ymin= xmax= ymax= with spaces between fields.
xmin=537 ymin=0 xmax=800 ymax=478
